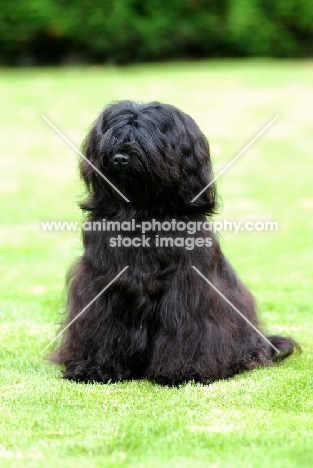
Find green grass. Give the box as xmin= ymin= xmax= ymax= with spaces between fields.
xmin=1 ymin=60 xmax=313 ymax=467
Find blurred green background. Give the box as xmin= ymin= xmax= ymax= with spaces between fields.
xmin=1 ymin=0 xmax=313 ymax=65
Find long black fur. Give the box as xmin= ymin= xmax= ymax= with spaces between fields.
xmin=51 ymin=101 xmax=299 ymax=385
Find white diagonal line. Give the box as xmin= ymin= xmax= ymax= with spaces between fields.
xmin=41 ymin=266 xmax=129 ymax=354
xmin=41 ymin=114 xmax=130 ymax=203
xmin=191 ymin=115 xmax=279 ymax=202
xmin=192 ymin=266 xmax=279 ymax=353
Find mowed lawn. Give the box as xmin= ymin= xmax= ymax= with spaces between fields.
xmin=0 ymin=61 xmax=312 ymax=468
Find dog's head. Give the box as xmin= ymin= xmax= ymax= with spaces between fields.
xmin=81 ymin=101 xmax=217 ymax=216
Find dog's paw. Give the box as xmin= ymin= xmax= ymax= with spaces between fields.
xmin=63 ymin=363 xmax=134 ymax=384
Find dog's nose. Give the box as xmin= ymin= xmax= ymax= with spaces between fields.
xmin=113 ymin=153 xmax=130 ymax=167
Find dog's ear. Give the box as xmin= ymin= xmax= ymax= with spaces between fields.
xmin=80 ymin=124 xmax=101 ymax=191
xmin=178 ymin=121 xmax=218 ymax=216
xmin=79 ymin=122 xmax=109 ymax=212
xmin=182 ymin=135 xmax=217 ymax=215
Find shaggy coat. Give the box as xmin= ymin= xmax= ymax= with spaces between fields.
xmin=52 ymin=101 xmax=298 ymax=385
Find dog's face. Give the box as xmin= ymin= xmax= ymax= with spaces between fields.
xmin=81 ymin=101 xmax=217 ymax=215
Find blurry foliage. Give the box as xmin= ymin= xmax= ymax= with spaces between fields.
xmin=0 ymin=0 xmax=312 ymax=64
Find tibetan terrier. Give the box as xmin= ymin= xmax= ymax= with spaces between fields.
xmin=51 ymin=101 xmax=299 ymax=385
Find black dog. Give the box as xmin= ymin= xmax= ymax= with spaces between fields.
xmin=52 ymin=101 xmax=298 ymax=385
